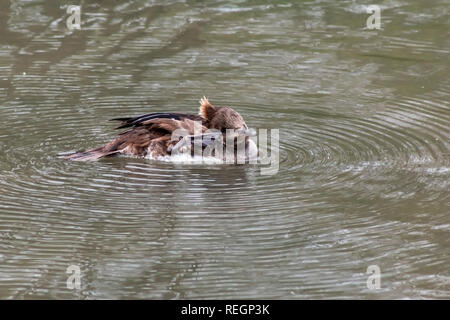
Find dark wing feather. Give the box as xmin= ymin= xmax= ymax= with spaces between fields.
xmin=110 ymin=112 xmax=206 ymax=129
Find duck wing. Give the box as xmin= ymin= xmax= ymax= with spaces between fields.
xmin=110 ymin=112 xmax=206 ymax=129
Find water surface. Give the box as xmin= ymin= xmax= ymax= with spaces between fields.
xmin=0 ymin=0 xmax=449 ymax=299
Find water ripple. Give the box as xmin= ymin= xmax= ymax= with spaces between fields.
xmin=0 ymin=0 xmax=449 ymax=299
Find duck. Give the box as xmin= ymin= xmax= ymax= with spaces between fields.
xmin=64 ymin=97 xmax=257 ymax=162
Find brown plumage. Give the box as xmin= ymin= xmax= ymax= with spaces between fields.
xmin=64 ymin=97 xmax=256 ymax=162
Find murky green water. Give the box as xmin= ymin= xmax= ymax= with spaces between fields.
xmin=0 ymin=0 xmax=449 ymax=299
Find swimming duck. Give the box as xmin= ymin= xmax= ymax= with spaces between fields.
xmin=65 ymin=97 xmax=257 ymax=162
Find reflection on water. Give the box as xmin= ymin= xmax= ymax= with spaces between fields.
xmin=0 ymin=0 xmax=449 ymax=299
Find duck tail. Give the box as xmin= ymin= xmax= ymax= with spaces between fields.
xmin=64 ymin=146 xmax=118 ymax=161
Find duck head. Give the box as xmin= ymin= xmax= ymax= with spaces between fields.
xmin=199 ymin=97 xmax=257 ymax=162
xmin=199 ymin=97 xmax=254 ymax=136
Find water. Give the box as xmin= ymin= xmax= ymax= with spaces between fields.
xmin=0 ymin=0 xmax=449 ymax=299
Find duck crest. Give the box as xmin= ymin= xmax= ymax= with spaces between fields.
xmin=199 ymin=96 xmax=217 ymax=121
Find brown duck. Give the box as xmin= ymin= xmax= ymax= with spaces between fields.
xmin=65 ymin=97 xmax=257 ymax=162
